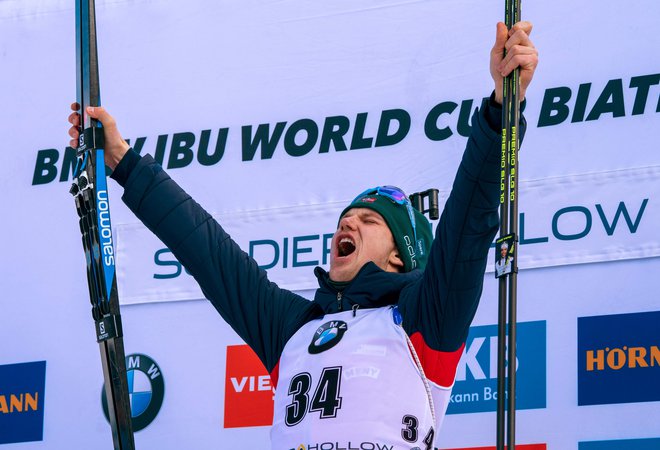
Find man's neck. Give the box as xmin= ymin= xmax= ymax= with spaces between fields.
xmin=326 ymin=278 xmax=351 ymax=291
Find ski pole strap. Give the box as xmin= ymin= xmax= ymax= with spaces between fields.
xmin=96 ymin=313 xmax=123 ymax=342
xmin=78 ymin=125 xmax=105 ymax=154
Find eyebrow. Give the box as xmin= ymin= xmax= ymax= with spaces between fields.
xmin=341 ymin=208 xmax=386 ymax=224
xmin=356 ymin=210 xmax=384 ymax=222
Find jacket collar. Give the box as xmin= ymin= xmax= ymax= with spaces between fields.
xmin=313 ymin=262 xmax=422 ymax=313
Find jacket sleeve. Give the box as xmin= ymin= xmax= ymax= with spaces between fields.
xmin=399 ymin=97 xmax=526 ymax=358
xmin=117 ymin=154 xmax=320 ymax=371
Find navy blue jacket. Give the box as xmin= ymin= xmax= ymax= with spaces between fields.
xmin=112 ymin=97 xmax=525 ymax=374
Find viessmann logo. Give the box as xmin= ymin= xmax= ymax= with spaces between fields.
xmin=447 ymin=321 xmax=546 ymax=415
xmin=0 ymin=361 xmax=47 ymax=445
xmin=224 ymin=345 xmax=275 ymax=428
xmin=578 ymin=311 xmax=660 ymax=406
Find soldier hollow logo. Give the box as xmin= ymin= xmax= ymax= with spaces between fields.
xmin=0 ymin=361 xmax=46 ymax=445
xmin=447 ymin=321 xmax=546 ymax=414
xmin=309 ymin=320 xmax=348 ymax=354
xmin=578 ymin=311 xmax=660 ymax=406
xmin=101 ymin=354 xmax=164 ymax=431
xmin=289 ymin=442 xmax=394 ymax=450
xmin=579 ymin=438 xmax=660 ymax=450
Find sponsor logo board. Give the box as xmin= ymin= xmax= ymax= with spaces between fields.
xmin=101 ymin=354 xmax=165 ymax=431
xmin=0 ymin=361 xmax=47 ymax=445
xmin=578 ymin=311 xmax=660 ymax=406
xmin=578 ymin=438 xmax=660 ymax=450
xmin=447 ymin=321 xmax=546 ymax=415
xmin=224 ymin=345 xmax=274 ymax=428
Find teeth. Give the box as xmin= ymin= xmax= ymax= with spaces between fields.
xmin=340 ymin=237 xmax=354 ymax=245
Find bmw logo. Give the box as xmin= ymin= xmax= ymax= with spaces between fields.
xmin=308 ymin=320 xmax=348 ymax=354
xmin=101 ymin=353 xmax=164 ymax=431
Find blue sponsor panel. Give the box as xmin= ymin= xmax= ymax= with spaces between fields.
xmin=578 ymin=311 xmax=660 ymax=406
xmin=0 ymin=361 xmax=47 ymax=445
xmin=579 ymin=438 xmax=660 ymax=450
xmin=447 ymin=321 xmax=546 ymax=414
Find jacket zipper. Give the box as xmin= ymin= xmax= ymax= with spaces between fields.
xmin=337 ymin=291 xmax=343 ymax=311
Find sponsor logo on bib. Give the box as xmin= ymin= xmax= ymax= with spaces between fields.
xmin=308 ymin=320 xmax=348 ymax=354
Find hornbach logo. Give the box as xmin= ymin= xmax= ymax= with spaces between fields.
xmin=0 ymin=393 xmax=39 ymax=414
xmin=586 ymin=345 xmax=659 ymax=372
xmin=30 ymin=72 xmax=660 ymax=186
xmin=578 ymin=311 xmax=660 ymax=406
xmin=0 ymin=361 xmax=47 ymax=445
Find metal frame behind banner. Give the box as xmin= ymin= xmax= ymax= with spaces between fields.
xmin=72 ymin=0 xmax=136 ymax=448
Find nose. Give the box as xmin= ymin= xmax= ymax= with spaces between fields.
xmin=339 ymin=214 xmax=358 ymax=231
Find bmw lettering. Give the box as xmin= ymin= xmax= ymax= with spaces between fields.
xmin=101 ymin=354 xmax=164 ymax=431
xmin=309 ymin=321 xmax=348 ymax=354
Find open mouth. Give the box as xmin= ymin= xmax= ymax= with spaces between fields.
xmin=337 ymin=237 xmax=356 ymax=257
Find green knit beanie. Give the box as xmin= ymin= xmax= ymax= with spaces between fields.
xmin=340 ymin=187 xmax=433 ymax=272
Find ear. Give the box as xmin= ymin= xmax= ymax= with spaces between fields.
xmin=388 ymin=250 xmax=404 ymax=273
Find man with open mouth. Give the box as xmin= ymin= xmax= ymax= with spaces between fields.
xmin=68 ymin=20 xmax=538 ymax=449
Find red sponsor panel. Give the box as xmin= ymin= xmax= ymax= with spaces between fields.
xmin=224 ymin=344 xmax=275 ymax=428
xmin=442 ymin=445 xmax=547 ymax=450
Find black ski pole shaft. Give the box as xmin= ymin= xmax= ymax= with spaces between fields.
xmin=496 ymin=2 xmax=512 ymax=448
xmin=507 ymin=0 xmax=522 ymax=448
xmin=73 ymin=1 xmax=135 ymax=448
xmin=496 ymin=273 xmax=507 ymax=450
xmin=496 ymin=0 xmax=522 ymax=447
xmin=496 ymin=98 xmax=509 ymax=450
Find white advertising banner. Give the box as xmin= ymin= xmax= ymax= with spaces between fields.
xmin=115 ymin=201 xmax=345 ymax=304
xmin=117 ymin=164 xmax=658 ymax=304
